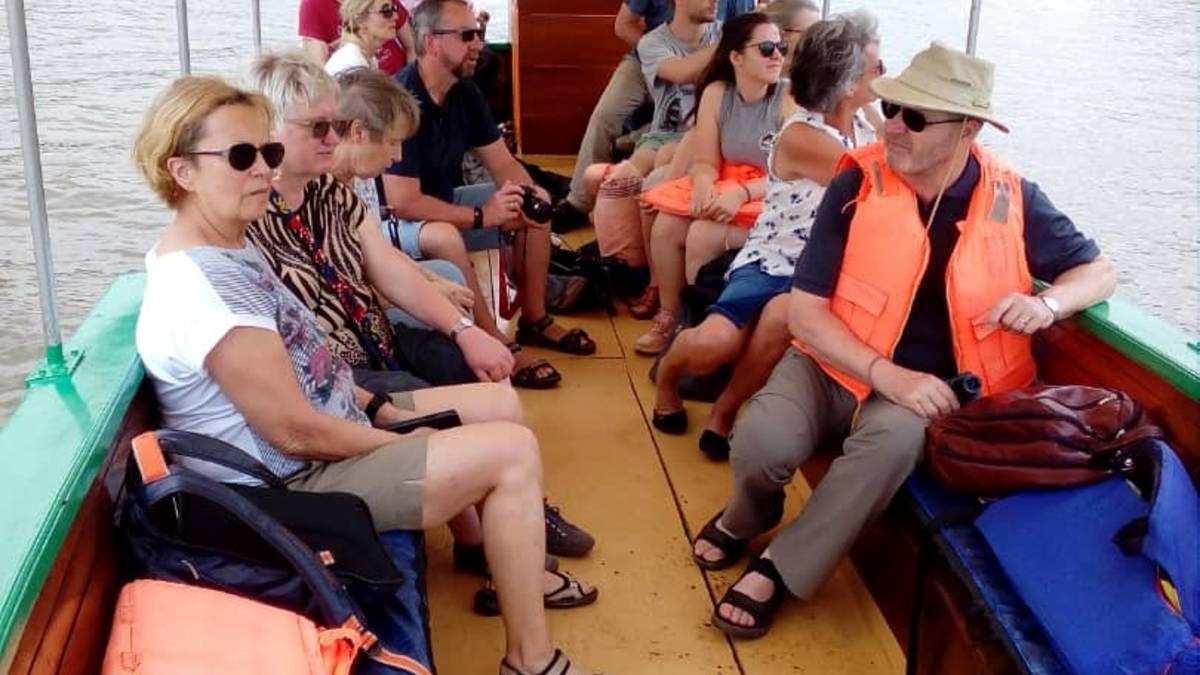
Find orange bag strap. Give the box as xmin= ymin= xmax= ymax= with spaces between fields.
xmin=320 ymin=616 xmax=433 ymax=675
xmin=131 ymin=431 xmax=170 ymax=483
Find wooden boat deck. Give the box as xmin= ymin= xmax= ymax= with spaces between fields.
xmin=425 ymin=156 xmax=904 ymax=674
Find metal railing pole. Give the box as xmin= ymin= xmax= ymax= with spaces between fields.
xmin=5 ymin=0 xmax=66 ymax=374
xmin=821 ymin=0 xmax=831 ymax=19
xmin=251 ymin=0 xmax=263 ymax=54
xmin=176 ymin=0 xmax=191 ymax=74
xmin=966 ymin=0 xmax=983 ymax=55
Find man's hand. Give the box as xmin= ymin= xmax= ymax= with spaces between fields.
xmin=456 ymin=326 xmax=515 ymax=382
xmin=482 ymin=182 xmax=524 ymax=228
xmin=986 ymin=292 xmax=1055 ymax=335
xmin=870 ymin=359 xmax=959 ymax=419
xmin=431 ymin=276 xmax=474 ymax=313
xmin=703 ymin=187 xmax=747 ymax=223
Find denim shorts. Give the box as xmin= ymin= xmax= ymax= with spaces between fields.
xmin=707 ymin=263 xmax=792 ymax=329
xmin=381 ymin=182 xmax=497 ymax=259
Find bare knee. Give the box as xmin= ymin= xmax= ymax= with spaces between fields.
xmin=492 ymin=423 xmax=542 ymax=486
xmin=490 ymin=384 xmax=524 ymax=424
xmin=684 ymin=320 xmax=741 ymax=372
xmin=651 ymin=214 xmax=689 ymax=247
xmin=420 ymin=222 xmax=468 ymax=261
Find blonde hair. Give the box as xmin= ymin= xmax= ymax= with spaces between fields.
xmin=339 ymin=0 xmax=377 ymax=36
xmin=335 ymin=68 xmax=421 ymax=141
xmin=244 ymin=50 xmax=338 ymax=128
xmin=132 ymin=75 xmax=272 ymax=208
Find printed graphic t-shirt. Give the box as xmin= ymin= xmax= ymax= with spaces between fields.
xmin=137 ymin=241 xmax=368 ymax=484
xmin=637 ymin=21 xmax=722 ymax=134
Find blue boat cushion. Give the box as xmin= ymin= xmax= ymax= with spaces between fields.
xmin=975 ymin=441 xmax=1199 ymax=674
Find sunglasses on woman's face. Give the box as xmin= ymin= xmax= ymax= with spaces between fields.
xmin=185 ymin=142 xmax=285 ymax=171
xmin=373 ymin=3 xmax=398 ymax=18
xmin=881 ymin=101 xmax=964 ymax=133
xmin=288 ymin=118 xmax=352 ymax=140
xmin=432 ymin=27 xmax=483 ymax=43
xmin=748 ymin=40 xmax=788 ymax=58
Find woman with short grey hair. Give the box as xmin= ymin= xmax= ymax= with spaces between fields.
xmin=762 ymin=0 xmax=822 ymax=67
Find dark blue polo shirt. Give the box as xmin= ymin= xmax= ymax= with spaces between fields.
xmin=388 ymin=63 xmax=501 ymax=203
xmin=792 ymin=154 xmax=1101 ymax=379
xmin=626 ymin=0 xmax=672 ymax=32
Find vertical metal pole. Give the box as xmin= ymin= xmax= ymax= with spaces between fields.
xmin=176 ymin=0 xmax=191 ymax=74
xmin=5 ymin=0 xmax=66 ymax=374
xmin=251 ymin=0 xmax=263 ymax=54
xmin=966 ymin=0 xmax=983 ymax=55
xmin=821 ymin=0 xmax=831 ymax=19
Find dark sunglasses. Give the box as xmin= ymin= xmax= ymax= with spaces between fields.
xmin=372 ymin=3 xmax=398 ymax=18
xmin=185 ymin=142 xmax=285 ymax=171
xmin=748 ymin=40 xmax=788 ymax=58
xmin=431 ymin=27 xmax=483 ymax=43
xmin=881 ymin=101 xmax=964 ymax=133
xmin=288 ymin=118 xmax=352 ymax=139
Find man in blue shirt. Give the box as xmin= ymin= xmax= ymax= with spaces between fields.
xmin=384 ymin=0 xmax=598 ymax=392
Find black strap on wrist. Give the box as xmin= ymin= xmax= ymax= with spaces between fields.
xmin=473 ymin=206 xmax=484 ymax=229
xmin=364 ymin=392 xmax=390 ymax=424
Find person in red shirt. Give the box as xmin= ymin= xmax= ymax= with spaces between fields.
xmin=299 ymin=0 xmax=415 ymax=74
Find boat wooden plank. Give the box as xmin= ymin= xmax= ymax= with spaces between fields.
xmin=609 ymin=312 xmax=905 ymax=674
xmin=426 ymin=352 xmax=741 ymax=673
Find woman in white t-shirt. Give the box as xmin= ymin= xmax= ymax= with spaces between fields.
xmin=324 ymin=0 xmax=401 ymax=77
xmin=132 ymin=74 xmax=599 ymax=675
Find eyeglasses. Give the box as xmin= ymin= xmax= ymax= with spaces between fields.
xmin=287 ymin=118 xmax=352 ymax=139
xmin=184 ymin=142 xmax=285 ymax=171
xmin=747 ymin=41 xmax=788 ymax=58
xmin=372 ymin=3 xmax=399 ymax=18
xmin=881 ymin=101 xmax=964 ymax=133
xmin=431 ymin=27 xmax=483 ymax=43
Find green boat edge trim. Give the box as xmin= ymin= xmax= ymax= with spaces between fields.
xmin=0 ymin=273 xmax=145 ymax=668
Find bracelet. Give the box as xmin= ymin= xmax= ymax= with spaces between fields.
xmin=739 ymin=183 xmax=752 ymax=202
xmin=364 ymin=392 xmax=390 ymax=424
xmin=865 ymin=356 xmax=884 ymax=386
xmin=472 ymin=206 xmax=484 ymax=229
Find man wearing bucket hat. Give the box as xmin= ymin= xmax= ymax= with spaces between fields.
xmin=690 ymin=41 xmax=1116 ymax=638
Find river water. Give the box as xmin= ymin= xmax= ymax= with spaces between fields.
xmin=0 ymin=0 xmax=1196 ymax=422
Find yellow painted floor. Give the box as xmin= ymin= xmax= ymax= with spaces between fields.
xmin=425 ymin=156 xmax=904 ymax=674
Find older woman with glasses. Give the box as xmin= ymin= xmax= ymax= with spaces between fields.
xmin=762 ymin=0 xmax=822 ymax=68
xmin=324 ymin=0 xmax=404 ymax=77
xmin=133 ymin=74 xmax=599 ymax=675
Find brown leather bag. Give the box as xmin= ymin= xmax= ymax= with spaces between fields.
xmin=926 ymin=384 xmax=1163 ymax=497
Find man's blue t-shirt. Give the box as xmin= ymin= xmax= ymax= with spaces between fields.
xmin=388 ymin=63 xmax=501 ymax=203
xmin=625 ymin=0 xmax=672 ymax=32
xmin=717 ymin=0 xmax=758 ymax=19
xmin=792 ymin=153 xmax=1101 ymax=379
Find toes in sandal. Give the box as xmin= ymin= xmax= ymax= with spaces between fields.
xmin=500 ymin=648 xmax=585 ymax=675
xmin=711 ymin=556 xmax=790 ymax=640
xmin=474 ymin=570 xmax=599 ymax=617
xmin=692 ymin=510 xmax=747 ymax=571
xmin=652 ymin=408 xmax=688 ymax=435
xmin=517 ymin=315 xmax=596 ymax=355
xmin=507 ymin=343 xmax=561 ymax=389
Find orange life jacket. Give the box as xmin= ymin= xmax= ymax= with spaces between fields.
xmin=797 ymin=141 xmax=1036 ymax=401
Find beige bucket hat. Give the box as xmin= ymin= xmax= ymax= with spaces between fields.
xmin=870 ymin=41 xmax=1009 ymax=133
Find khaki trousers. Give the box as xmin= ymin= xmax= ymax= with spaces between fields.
xmin=725 ymin=348 xmax=928 ymax=598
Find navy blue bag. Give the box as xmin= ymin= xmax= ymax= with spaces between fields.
xmin=119 ymin=430 xmax=433 ymax=673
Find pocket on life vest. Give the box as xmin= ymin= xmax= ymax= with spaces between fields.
xmin=971 ymin=313 xmax=1031 ymax=392
xmin=834 ymin=273 xmax=888 ymax=341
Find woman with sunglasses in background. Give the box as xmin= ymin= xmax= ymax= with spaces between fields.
xmin=651 ymin=12 xmax=881 ymax=454
xmin=133 ymin=74 xmax=600 ymax=675
xmin=636 ymin=12 xmax=793 ymax=356
xmin=324 ymin=0 xmax=404 ymax=77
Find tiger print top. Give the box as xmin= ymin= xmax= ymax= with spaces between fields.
xmin=246 ymin=174 xmax=395 ymax=369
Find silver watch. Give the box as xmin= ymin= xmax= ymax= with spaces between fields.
xmin=448 ymin=315 xmax=475 ymax=340
xmin=1039 ymin=294 xmax=1062 ymax=321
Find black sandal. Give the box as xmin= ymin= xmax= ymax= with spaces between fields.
xmin=474 ymin=569 xmax=599 ymax=616
xmin=691 ymin=510 xmax=747 ymax=571
xmin=711 ymin=556 xmax=790 ymax=639
xmin=516 ymin=315 xmax=596 ymax=355
xmin=507 ymin=343 xmax=561 ymax=389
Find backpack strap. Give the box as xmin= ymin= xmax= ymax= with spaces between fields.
xmin=143 ymin=429 xmax=287 ymax=488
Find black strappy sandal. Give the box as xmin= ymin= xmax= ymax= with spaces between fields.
xmin=691 ymin=510 xmax=748 ymax=571
xmin=711 ymin=556 xmax=790 ymax=639
xmin=507 ymin=342 xmax=561 ymax=389
xmin=516 ymin=315 xmax=596 ymax=355
xmin=474 ymin=569 xmax=599 ymax=616
xmin=500 ymin=648 xmax=588 ymax=675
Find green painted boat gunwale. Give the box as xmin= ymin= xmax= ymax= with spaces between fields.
xmin=0 ymin=273 xmax=145 ymax=668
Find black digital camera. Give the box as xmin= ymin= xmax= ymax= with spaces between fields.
xmin=520 ymin=186 xmax=553 ymax=224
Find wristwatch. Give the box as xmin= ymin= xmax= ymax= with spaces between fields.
xmin=448 ymin=315 xmax=475 ymax=340
xmin=1039 ymin=294 xmax=1062 ymax=321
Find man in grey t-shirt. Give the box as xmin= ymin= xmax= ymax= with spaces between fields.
xmin=637 ymin=0 xmax=721 ymax=139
